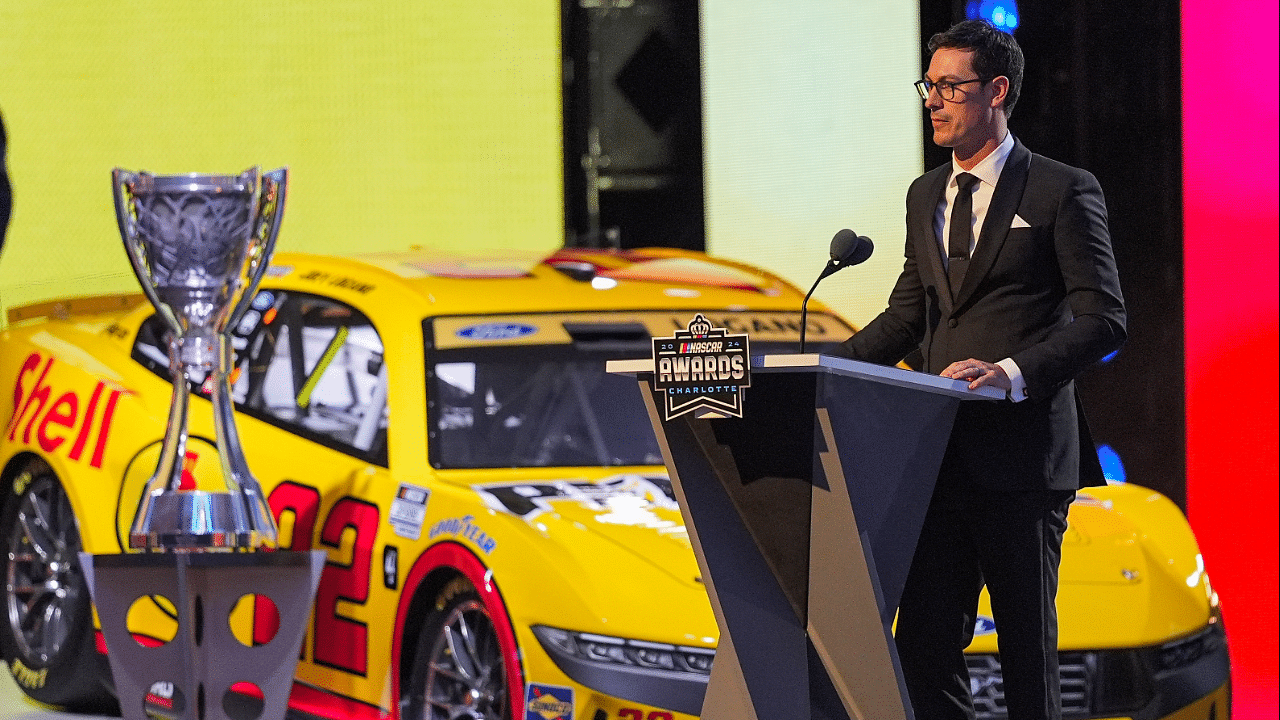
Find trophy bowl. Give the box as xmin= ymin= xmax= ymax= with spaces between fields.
xmin=113 ymin=167 xmax=286 ymax=550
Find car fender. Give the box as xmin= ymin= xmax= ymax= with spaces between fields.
xmin=393 ymin=540 xmax=523 ymax=720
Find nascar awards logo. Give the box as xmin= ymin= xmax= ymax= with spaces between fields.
xmin=651 ymin=314 xmax=751 ymax=420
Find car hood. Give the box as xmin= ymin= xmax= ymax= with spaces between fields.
xmin=469 ymin=471 xmax=717 ymax=641
xmin=462 ymin=473 xmax=1212 ymax=653
xmin=970 ymin=483 xmax=1216 ymax=652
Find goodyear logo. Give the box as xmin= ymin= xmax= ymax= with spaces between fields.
xmin=524 ymin=683 xmax=574 ymax=720
xmin=428 ymin=514 xmax=497 ymax=554
xmin=651 ymin=314 xmax=750 ymax=421
xmin=9 ymin=659 xmax=47 ymax=689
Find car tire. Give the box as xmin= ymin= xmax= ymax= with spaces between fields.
xmin=404 ymin=578 xmax=515 ymax=720
xmin=1 ymin=464 xmax=116 ymax=713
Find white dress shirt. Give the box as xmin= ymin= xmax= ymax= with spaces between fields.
xmin=933 ymin=133 xmax=1029 ymax=402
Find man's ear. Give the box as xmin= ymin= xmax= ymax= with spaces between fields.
xmin=989 ymin=76 xmax=1010 ymax=110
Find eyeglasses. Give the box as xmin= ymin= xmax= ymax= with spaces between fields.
xmin=915 ymin=78 xmax=988 ymax=101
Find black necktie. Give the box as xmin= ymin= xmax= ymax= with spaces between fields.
xmin=948 ymin=172 xmax=980 ymax=300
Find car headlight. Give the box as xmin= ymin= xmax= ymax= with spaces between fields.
xmin=531 ymin=625 xmax=714 ymax=715
xmin=1090 ymin=649 xmax=1154 ymax=715
xmin=1155 ymin=621 xmax=1227 ymax=673
xmin=533 ymin=626 xmax=714 ymax=675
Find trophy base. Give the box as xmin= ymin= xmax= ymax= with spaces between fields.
xmin=80 ymin=549 xmax=325 ymax=720
xmin=130 ymin=491 xmax=265 ymax=551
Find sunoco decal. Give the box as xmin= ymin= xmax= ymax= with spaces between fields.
xmin=389 ymin=484 xmax=430 ymax=540
xmin=456 ymin=322 xmax=539 ymax=341
xmin=974 ymin=615 xmax=997 ymax=635
xmin=524 ymin=683 xmax=574 ymax=720
xmin=651 ymin=313 xmax=750 ymax=420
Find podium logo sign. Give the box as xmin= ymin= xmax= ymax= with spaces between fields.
xmin=651 ymin=314 xmax=751 ymax=420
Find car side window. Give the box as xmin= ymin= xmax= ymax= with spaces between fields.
xmin=132 ymin=290 xmax=389 ymax=466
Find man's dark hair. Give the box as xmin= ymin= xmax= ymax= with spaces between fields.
xmin=928 ymin=20 xmax=1024 ymax=117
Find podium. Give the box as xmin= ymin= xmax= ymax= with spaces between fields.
xmin=608 ymin=354 xmax=1003 ymax=720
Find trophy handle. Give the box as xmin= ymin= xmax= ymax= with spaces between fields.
xmin=128 ymin=359 xmax=193 ymax=547
xmin=212 ymin=166 xmax=287 ymax=548
xmin=228 ymin=166 xmax=287 ymax=327
xmin=112 ymin=169 xmax=183 ymax=336
xmin=210 ymin=333 xmax=278 ymax=548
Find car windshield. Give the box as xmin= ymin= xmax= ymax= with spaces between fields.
xmin=427 ymin=328 xmax=849 ymax=470
xmin=431 ymin=348 xmax=663 ymax=468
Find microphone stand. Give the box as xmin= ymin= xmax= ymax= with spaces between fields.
xmin=800 ymin=230 xmax=872 ymax=353
xmin=799 ymin=260 xmax=840 ymax=354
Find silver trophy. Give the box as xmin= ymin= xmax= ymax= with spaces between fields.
xmin=113 ymin=167 xmax=286 ymax=550
xmin=90 ymin=167 xmax=320 ymax=720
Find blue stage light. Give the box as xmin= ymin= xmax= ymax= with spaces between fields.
xmin=1096 ymin=444 xmax=1127 ymax=483
xmin=966 ymin=0 xmax=1020 ymax=32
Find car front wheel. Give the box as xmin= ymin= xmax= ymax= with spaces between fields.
xmin=1 ymin=464 xmax=115 ymax=712
xmin=405 ymin=578 xmax=514 ymax=720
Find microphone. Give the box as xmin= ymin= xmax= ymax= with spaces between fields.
xmin=800 ymin=229 xmax=874 ymax=353
xmin=824 ymin=229 xmax=874 ymax=275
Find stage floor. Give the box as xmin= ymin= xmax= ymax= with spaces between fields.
xmin=5 ymin=659 xmax=1274 ymax=719
xmin=0 ymin=667 xmax=107 ymax=720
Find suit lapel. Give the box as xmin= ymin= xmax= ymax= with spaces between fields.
xmin=915 ymin=168 xmax=952 ymax=315
xmin=954 ymin=139 xmax=1031 ymax=309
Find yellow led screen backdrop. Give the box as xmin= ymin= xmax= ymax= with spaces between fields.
xmin=0 ymin=1 xmax=563 ymax=318
xmin=701 ymin=0 xmax=923 ymax=328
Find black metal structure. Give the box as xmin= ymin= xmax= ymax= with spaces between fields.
xmin=562 ymin=0 xmax=704 ymax=250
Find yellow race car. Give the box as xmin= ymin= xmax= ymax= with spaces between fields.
xmin=1 ymin=247 xmax=1229 ymax=720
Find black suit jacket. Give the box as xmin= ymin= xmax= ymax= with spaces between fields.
xmin=840 ymin=138 xmax=1126 ymax=491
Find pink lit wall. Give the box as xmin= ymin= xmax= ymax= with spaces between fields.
xmin=1182 ymin=1 xmax=1278 ymax=716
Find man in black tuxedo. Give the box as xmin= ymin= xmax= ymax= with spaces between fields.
xmin=838 ymin=20 xmax=1126 ymax=720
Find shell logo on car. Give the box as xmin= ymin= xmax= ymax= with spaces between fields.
xmin=8 ymin=352 xmax=123 ymax=467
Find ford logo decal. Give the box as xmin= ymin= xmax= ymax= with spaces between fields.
xmin=974 ymin=615 xmax=997 ymax=635
xmin=456 ymin=323 xmax=538 ymax=341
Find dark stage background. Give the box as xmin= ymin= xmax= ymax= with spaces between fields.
xmin=563 ymin=0 xmax=1186 ymax=507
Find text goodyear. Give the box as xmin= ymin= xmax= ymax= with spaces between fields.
xmin=9 ymin=658 xmax=47 ymax=689
xmin=428 ymin=514 xmax=497 ymax=554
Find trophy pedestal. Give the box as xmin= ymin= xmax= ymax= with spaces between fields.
xmin=131 ymin=491 xmax=258 ymax=550
xmin=80 ymin=550 xmax=325 ymax=720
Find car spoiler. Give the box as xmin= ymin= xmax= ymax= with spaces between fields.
xmin=6 ymin=292 xmax=147 ymax=325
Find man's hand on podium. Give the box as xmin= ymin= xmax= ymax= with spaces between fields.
xmin=941 ymin=358 xmax=1012 ymax=392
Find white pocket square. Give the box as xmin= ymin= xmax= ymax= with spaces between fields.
xmin=1011 ymin=214 xmax=1031 ymax=228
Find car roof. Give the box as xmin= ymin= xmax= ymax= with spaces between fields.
xmin=269 ymin=246 xmax=821 ymax=317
